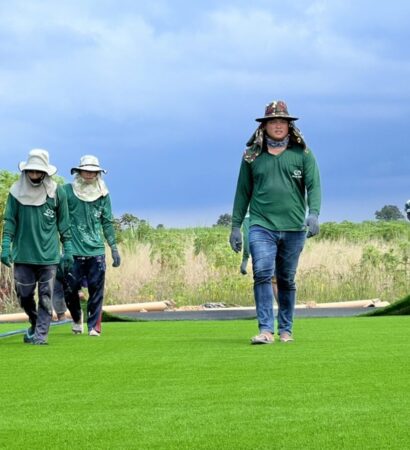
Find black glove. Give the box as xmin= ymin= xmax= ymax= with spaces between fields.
xmin=111 ymin=246 xmax=121 ymax=267
xmin=61 ymin=241 xmax=74 ymax=274
xmin=229 ymin=227 xmax=242 ymax=253
xmin=306 ymin=214 xmax=320 ymax=238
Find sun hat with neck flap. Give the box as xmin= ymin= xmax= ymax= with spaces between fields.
xmin=243 ymin=100 xmax=306 ymax=163
xmin=255 ymin=100 xmax=298 ymax=122
xmin=18 ymin=149 xmax=57 ymax=176
xmin=71 ymin=155 xmax=107 ymax=175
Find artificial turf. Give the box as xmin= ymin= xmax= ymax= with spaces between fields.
xmin=0 ymin=317 xmax=409 ymax=449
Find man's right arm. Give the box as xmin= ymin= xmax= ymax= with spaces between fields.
xmin=3 ymin=194 xmax=18 ymax=239
xmin=1 ymin=194 xmax=17 ymax=267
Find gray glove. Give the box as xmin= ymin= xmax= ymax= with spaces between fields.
xmin=306 ymin=214 xmax=320 ymax=238
xmin=229 ymin=227 xmax=242 ymax=253
xmin=240 ymin=257 xmax=248 ymax=275
xmin=111 ymin=246 xmax=121 ymax=267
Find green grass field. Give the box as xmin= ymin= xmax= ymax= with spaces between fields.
xmin=0 ymin=317 xmax=409 ymax=449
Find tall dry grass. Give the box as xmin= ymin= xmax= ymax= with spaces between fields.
xmin=103 ymin=238 xmax=408 ymax=306
xmin=1 ymin=237 xmax=408 ymax=313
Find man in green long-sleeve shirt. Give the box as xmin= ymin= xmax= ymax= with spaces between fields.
xmin=1 ymin=149 xmax=73 ymax=345
xmin=63 ymin=155 xmax=121 ymax=337
xmin=230 ymin=100 xmax=321 ymax=345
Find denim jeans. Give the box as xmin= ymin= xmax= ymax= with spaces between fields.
xmin=14 ymin=263 xmax=57 ymax=343
xmin=64 ymin=255 xmax=106 ymax=332
xmin=249 ymin=225 xmax=306 ymax=335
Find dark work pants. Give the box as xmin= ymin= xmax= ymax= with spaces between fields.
xmin=14 ymin=263 xmax=57 ymax=343
xmin=64 ymin=255 xmax=106 ymax=332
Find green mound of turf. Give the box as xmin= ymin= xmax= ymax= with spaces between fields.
xmin=363 ymin=294 xmax=410 ymax=316
xmin=101 ymin=310 xmax=147 ymax=322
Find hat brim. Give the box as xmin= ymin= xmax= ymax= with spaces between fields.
xmin=19 ymin=161 xmax=57 ymax=177
xmin=256 ymin=116 xmax=298 ymax=122
xmin=71 ymin=166 xmax=107 ymax=175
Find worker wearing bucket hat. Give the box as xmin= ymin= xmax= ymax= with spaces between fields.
xmin=230 ymin=100 xmax=321 ymax=345
xmin=62 ymin=155 xmax=120 ymax=337
xmin=1 ymin=149 xmax=73 ymax=345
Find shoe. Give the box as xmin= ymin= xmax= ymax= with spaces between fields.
xmin=251 ymin=333 xmax=274 ymax=345
xmin=279 ymin=332 xmax=294 ymax=343
xmin=23 ymin=326 xmax=35 ymax=344
xmin=72 ymin=311 xmax=84 ymax=334
xmin=32 ymin=339 xmax=49 ymax=345
xmin=89 ymin=328 xmax=101 ymax=337
xmin=23 ymin=327 xmax=34 ymax=344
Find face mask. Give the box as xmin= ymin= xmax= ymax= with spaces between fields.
xmin=26 ymin=172 xmax=45 ymax=186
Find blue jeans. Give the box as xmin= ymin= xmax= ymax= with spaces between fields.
xmin=64 ymin=255 xmax=106 ymax=332
xmin=249 ymin=225 xmax=306 ymax=335
xmin=14 ymin=263 xmax=57 ymax=343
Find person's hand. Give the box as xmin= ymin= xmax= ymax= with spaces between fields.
xmin=1 ymin=236 xmax=12 ymax=267
xmin=1 ymin=251 xmax=12 ymax=267
xmin=306 ymin=214 xmax=320 ymax=238
xmin=62 ymin=241 xmax=74 ymax=274
xmin=111 ymin=246 xmax=121 ymax=267
xmin=60 ymin=253 xmax=74 ymax=274
xmin=240 ymin=257 xmax=248 ymax=275
xmin=229 ymin=227 xmax=242 ymax=253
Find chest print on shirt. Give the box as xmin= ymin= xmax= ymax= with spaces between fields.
xmin=291 ymin=169 xmax=302 ymax=179
xmin=43 ymin=208 xmax=55 ymax=219
xmin=93 ymin=209 xmax=102 ymax=219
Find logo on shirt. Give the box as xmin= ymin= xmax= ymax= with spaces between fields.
xmin=43 ymin=208 xmax=55 ymax=218
xmin=292 ymin=169 xmax=302 ymax=179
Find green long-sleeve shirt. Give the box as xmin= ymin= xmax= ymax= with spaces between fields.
xmin=64 ymin=184 xmax=116 ymax=256
xmin=2 ymin=186 xmax=71 ymax=264
xmin=232 ymin=143 xmax=321 ymax=231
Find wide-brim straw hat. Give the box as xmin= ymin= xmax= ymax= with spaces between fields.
xmin=18 ymin=149 xmax=57 ymax=176
xmin=255 ymin=100 xmax=298 ymax=122
xmin=71 ymin=155 xmax=107 ymax=174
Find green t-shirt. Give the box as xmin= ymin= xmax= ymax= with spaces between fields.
xmin=3 ymin=186 xmax=71 ymax=265
xmin=232 ymin=144 xmax=321 ymax=231
xmin=64 ymin=184 xmax=116 ymax=256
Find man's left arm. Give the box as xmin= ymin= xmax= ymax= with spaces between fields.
xmin=304 ymin=149 xmax=321 ymax=237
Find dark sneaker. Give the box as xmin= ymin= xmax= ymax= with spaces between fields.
xmin=23 ymin=327 xmax=35 ymax=344
xmin=32 ymin=339 xmax=49 ymax=345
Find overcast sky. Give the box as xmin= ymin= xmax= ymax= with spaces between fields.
xmin=0 ymin=0 xmax=409 ymax=226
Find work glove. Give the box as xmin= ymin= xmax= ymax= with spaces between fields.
xmin=1 ymin=235 xmax=13 ymax=268
xmin=111 ymin=245 xmax=121 ymax=268
xmin=56 ymin=259 xmax=65 ymax=282
xmin=229 ymin=227 xmax=242 ymax=253
xmin=61 ymin=241 xmax=74 ymax=274
xmin=306 ymin=213 xmax=320 ymax=238
xmin=240 ymin=257 xmax=248 ymax=275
